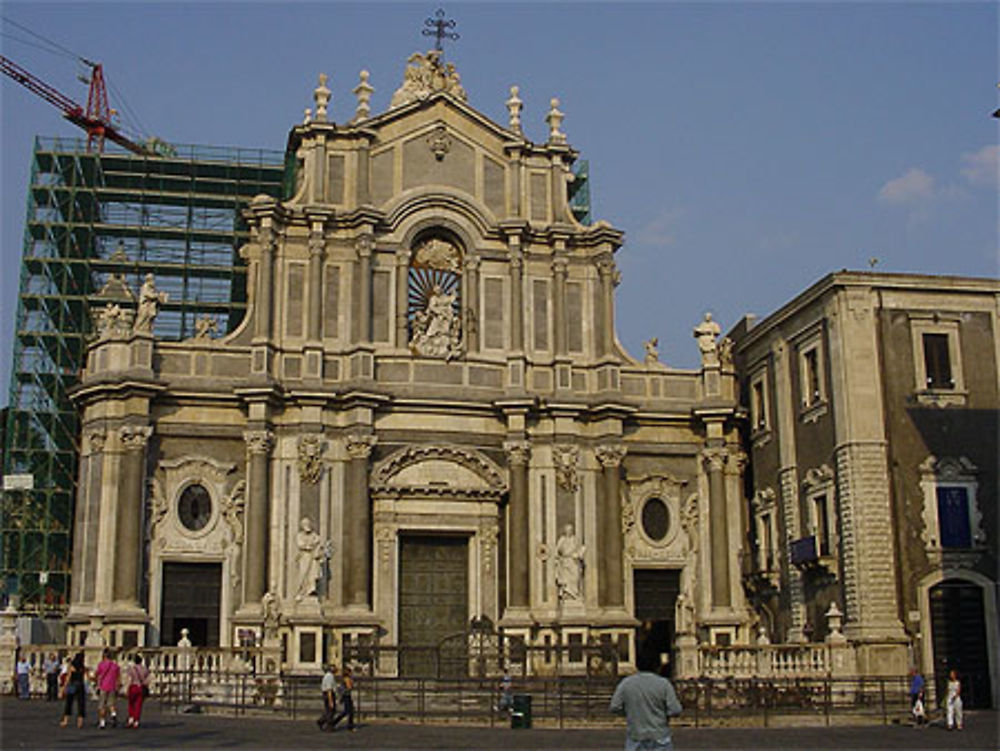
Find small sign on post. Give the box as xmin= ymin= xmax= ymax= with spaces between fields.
xmin=2 ymin=474 xmax=34 ymax=491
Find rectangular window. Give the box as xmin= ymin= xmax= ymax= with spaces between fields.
xmin=752 ymin=380 xmax=767 ymax=430
xmin=813 ymin=494 xmax=830 ymax=556
xmin=937 ymin=486 xmax=971 ymax=547
xmin=803 ymin=348 xmax=820 ymax=406
xmin=759 ymin=511 xmax=773 ymax=570
xmin=923 ymin=333 xmax=953 ymax=389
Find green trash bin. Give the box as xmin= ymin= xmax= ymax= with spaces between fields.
xmin=510 ymin=693 xmax=532 ymax=729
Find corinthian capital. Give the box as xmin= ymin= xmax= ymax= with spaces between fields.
xmin=345 ymin=432 xmax=377 ymax=460
xmin=119 ymin=425 xmax=152 ymax=451
xmin=355 ymin=233 xmax=375 ymax=258
xmin=701 ymin=447 xmax=729 ymax=473
xmin=244 ymin=429 xmax=274 ymax=455
xmin=85 ymin=429 xmax=107 ymax=456
xmin=308 ymin=233 xmax=326 ymax=258
xmin=503 ymin=439 xmax=531 ymax=466
xmin=595 ymin=443 xmax=627 ymax=469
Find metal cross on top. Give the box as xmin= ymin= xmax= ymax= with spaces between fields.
xmin=423 ymin=9 xmax=459 ymax=52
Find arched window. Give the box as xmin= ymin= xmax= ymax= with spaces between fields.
xmin=408 ymin=232 xmax=463 ymax=359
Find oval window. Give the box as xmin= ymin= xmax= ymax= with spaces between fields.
xmin=641 ymin=497 xmax=669 ymax=542
xmin=178 ymin=484 xmax=212 ymax=532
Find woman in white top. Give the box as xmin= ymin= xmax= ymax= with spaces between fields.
xmin=945 ymin=669 xmax=963 ymax=730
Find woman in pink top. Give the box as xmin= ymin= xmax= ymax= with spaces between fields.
xmin=125 ymin=655 xmax=150 ymax=729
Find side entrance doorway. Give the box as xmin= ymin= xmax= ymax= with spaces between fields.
xmin=929 ymin=579 xmax=992 ymax=708
xmin=633 ymin=568 xmax=680 ymax=677
xmin=160 ymin=561 xmax=221 ymax=647
xmin=398 ymin=535 xmax=469 ymax=677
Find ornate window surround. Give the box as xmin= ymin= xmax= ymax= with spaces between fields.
xmin=751 ymin=487 xmax=779 ymax=576
xmin=918 ymin=455 xmax=984 ymax=567
xmin=908 ymin=313 xmax=967 ymax=406
xmin=749 ymin=362 xmax=771 ymax=446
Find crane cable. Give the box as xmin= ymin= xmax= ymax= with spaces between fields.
xmin=2 ymin=15 xmax=150 ymax=143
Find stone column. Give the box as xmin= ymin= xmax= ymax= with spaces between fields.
xmin=112 ymin=425 xmax=151 ymax=605
xmin=72 ymin=429 xmax=106 ymax=607
xmin=703 ymin=448 xmax=732 ymax=608
xmin=595 ymin=443 xmax=626 ymax=608
xmin=552 ymin=256 xmax=567 ymax=357
xmin=395 ymin=249 xmax=411 ymax=348
xmin=354 ymin=234 xmax=373 ymax=344
xmin=464 ymin=255 xmax=480 ymax=353
xmin=307 ymin=229 xmax=325 ymax=341
xmin=243 ymin=429 xmax=273 ymax=607
xmin=779 ymin=466 xmax=807 ymax=641
xmin=596 ymin=257 xmax=616 ymax=357
xmin=344 ymin=433 xmax=376 ymax=608
xmin=254 ymin=227 xmax=276 ymax=340
xmin=508 ymin=241 xmax=524 ymax=352
xmin=504 ymin=440 xmax=531 ymax=608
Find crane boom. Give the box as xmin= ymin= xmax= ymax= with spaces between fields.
xmin=1 ymin=53 xmax=152 ymax=156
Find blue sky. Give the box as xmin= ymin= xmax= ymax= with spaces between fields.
xmin=2 ymin=2 xmax=997 ymax=404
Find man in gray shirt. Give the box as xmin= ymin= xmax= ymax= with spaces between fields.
xmin=610 ymin=648 xmax=683 ymax=750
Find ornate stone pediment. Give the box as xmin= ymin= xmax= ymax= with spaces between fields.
xmin=371 ymin=444 xmax=506 ymax=497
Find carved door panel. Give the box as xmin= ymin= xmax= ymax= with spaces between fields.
xmin=398 ymin=535 xmax=468 ymax=677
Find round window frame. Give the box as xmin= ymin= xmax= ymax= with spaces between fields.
xmin=174 ymin=481 xmax=217 ymax=538
xmin=639 ymin=496 xmax=671 ymax=543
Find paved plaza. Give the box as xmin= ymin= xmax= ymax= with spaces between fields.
xmin=1 ymin=697 xmax=997 ymax=749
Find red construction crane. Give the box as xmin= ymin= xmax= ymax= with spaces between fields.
xmin=1 ymin=53 xmax=152 ymax=155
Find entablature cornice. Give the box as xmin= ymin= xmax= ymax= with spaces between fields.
xmin=69 ymin=378 xmax=166 ymax=406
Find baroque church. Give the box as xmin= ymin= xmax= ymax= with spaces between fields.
xmin=67 ymin=50 xmax=749 ymax=674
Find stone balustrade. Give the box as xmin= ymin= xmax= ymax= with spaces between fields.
xmin=699 ymin=643 xmax=833 ymax=679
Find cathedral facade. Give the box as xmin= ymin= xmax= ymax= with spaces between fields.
xmin=65 ymin=52 xmax=748 ymax=673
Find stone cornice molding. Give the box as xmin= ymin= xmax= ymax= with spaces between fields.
xmin=595 ymin=443 xmax=627 ymax=469
xmin=243 ymin=429 xmax=274 ymax=455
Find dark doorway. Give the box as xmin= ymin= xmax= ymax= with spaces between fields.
xmin=633 ymin=568 xmax=681 ymax=677
xmin=398 ymin=535 xmax=469 ymax=677
xmin=929 ymin=579 xmax=992 ymax=708
xmin=160 ymin=561 xmax=222 ymax=647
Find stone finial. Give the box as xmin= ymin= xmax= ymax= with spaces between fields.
xmin=313 ymin=73 xmax=331 ymax=123
xmin=506 ymin=85 xmax=523 ymax=133
xmin=546 ymin=97 xmax=566 ymax=144
xmin=353 ymin=69 xmax=374 ymax=122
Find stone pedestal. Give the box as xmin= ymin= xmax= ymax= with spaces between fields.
xmin=674 ymin=633 xmax=699 ymax=679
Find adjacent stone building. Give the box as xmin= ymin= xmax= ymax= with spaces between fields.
xmin=65 ymin=52 xmax=749 ymax=675
xmin=731 ymin=272 xmax=999 ymax=707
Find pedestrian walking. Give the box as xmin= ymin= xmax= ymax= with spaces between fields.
xmin=125 ymin=654 xmax=150 ymax=728
xmin=59 ymin=651 xmax=87 ymax=729
xmin=317 ymin=664 xmax=337 ymax=730
xmin=329 ymin=666 xmax=355 ymax=731
xmin=43 ymin=653 xmax=60 ymax=701
xmin=908 ymin=667 xmax=926 ymax=726
xmin=946 ymin=669 xmax=963 ymax=730
xmin=94 ymin=648 xmax=121 ymax=728
xmin=15 ymin=651 xmax=31 ymax=699
xmin=610 ymin=647 xmax=683 ymax=751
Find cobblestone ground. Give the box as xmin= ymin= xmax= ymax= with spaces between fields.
xmin=1 ymin=697 xmax=997 ymax=749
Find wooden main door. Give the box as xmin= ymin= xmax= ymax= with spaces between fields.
xmin=633 ymin=568 xmax=681 ymax=676
xmin=398 ymin=535 xmax=469 ymax=677
xmin=929 ymin=579 xmax=992 ymax=708
xmin=160 ymin=561 xmax=221 ymax=647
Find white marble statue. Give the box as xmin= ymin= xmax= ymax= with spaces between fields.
xmin=693 ymin=312 xmax=721 ymax=366
xmin=411 ymin=284 xmax=459 ymax=358
xmin=133 ymin=273 xmax=168 ymax=334
xmin=295 ymin=517 xmax=323 ymax=599
xmin=554 ymin=523 xmax=585 ymax=601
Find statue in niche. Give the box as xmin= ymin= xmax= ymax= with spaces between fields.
xmin=554 ymin=523 xmax=585 ymax=601
xmin=295 ymin=517 xmax=323 ymax=599
xmin=693 ymin=312 xmax=721 ymax=367
xmin=411 ymin=284 xmax=460 ymax=358
xmin=133 ymin=273 xmax=168 ymax=334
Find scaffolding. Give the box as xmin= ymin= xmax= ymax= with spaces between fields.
xmin=2 ymin=136 xmax=285 ymax=614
